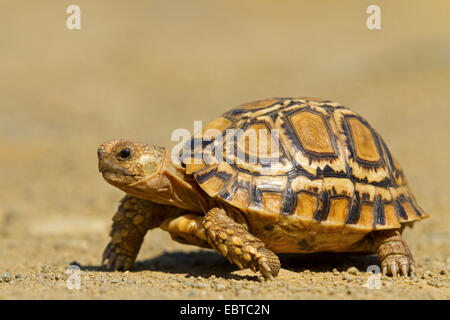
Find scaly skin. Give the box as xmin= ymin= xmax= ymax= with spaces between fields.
xmin=103 ymin=196 xmax=178 ymax=270
xmin=203 ymin=208 xmax=280 ymax=280
xmin=162 ymin=213 xmax=210 ymax=248
xmin=105 ymin=201 xmax=281 ymax=279
xmin=103 ymin=195 xmax=211 ymax=270
xmin=374 ymin=229 xmax=417 ymax=278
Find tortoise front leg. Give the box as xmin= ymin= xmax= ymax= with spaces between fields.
xmin=203 ymin=208 xmax=281 ymax=280
xmin=102 ymin=195 xmax=178 ymax=270
xmin=373 ymin=229 xmax=417 ymax=278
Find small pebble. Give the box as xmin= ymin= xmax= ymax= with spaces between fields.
xmin=427 ymin=280 xmax=439 ymax=287
xmin=347 ymin=267 xmax=359 ymax=275
xmin=2 ymin=272 xmax=13 ymax=282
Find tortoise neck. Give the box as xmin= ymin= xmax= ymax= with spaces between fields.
xmin=127 ymin=149 xmax=209 ymax=212
xmin=159 ymin=150 xmax=211 ymax=211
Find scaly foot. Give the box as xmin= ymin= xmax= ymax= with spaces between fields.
xmin=203 ymin=208 xmax=280 ymax=280
xmin=374 ymin=229 xmax=417 ymax=278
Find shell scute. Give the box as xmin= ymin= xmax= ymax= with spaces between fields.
xmin=287 ymin=109 xmax=336 ymax=156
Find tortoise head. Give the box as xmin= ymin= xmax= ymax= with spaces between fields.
xmin=98 ymin=139 xmax=208 ymax=211
xmin=97 ymin=139 xmax=166 ymax=194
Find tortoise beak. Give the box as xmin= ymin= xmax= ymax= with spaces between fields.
xmin=98 ymin=158 xmax=107 ymax=173
xmin=98 ymin=158 xmax=134 ymax=176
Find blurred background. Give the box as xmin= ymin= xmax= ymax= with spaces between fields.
xmin=0 ymin=1 xmax=448 ymax=298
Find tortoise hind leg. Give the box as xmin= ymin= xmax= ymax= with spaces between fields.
xmin=373 ymin=229 xmax=417 ymax=278
xmin=203 ymin=208 xmax=280 ymax=280
xmin=161 ymin=213 xmax=210 ymax=248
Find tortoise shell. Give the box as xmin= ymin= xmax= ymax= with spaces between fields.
xmin=183 ymin=97 xmax=427 ymax=234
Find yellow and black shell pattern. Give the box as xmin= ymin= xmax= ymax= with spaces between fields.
xmin=182 ymin=97 xmax=428 ymax=234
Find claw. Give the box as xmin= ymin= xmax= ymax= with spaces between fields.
xmin=107 ymin=251 xmax=117 ymax=270
xmin=102 ymin=243 xmax=112 ymax=265
xmin=232 ymin=258 xmax=244 ymax=270
xmin=390 ymin=263 xmax=398 ymax=277
xmin=259 ymin=261 xmax=275 ymax=280
xmin=260 ymin=261 xmax=270 ymax=273
xmin=410 ymin=264 xmax=417 ymax=279
xmin=114 ymin=255 xmax=125 ymax=271
xmin=382 ymin=264 xmax=388 ymax=276
xmin=259 ymin=268 xmax=273 ymax=281
xmin=400 ymin=264 xmax=409 ymax=277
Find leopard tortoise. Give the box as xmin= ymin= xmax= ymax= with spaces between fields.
xmin=97 ymin=97 xmax=428 ymax=280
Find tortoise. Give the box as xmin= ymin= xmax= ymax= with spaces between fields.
xmin=97 ymin=97 xmax=428 ymax=280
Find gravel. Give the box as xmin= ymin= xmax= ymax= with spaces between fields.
xmin=2 ymin=273 xmax=13 ymax=282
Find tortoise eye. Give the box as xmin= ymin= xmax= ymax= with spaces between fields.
xmin=118 ymin=148 xmax=132 ymax=160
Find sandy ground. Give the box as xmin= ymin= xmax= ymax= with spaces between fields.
xmin=0 ymin=1 xmax=449 ymax=299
